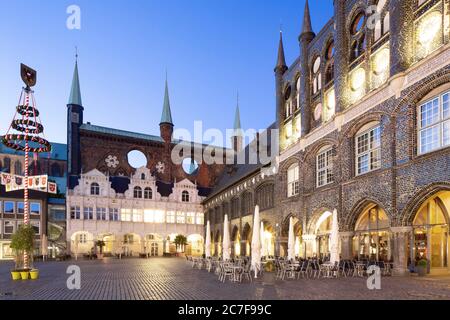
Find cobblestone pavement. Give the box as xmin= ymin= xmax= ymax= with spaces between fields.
xmin=1 ymin=258 xmax=450 ymax=300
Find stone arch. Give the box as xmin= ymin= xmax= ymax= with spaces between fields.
xmin=306 ymin=207 xmax=334 ymax=235
xmin=345 ymin=197 xmax=390 ymax=231
xmin=280 ymin=156 xmax=301 ymax=173
xmin=399 ymin=182 xmax=450 ymax=226
xmin=242 ymin=223 xmax=252 ymax=241
xmin=341 ymin=111 xmax=386 ymax=141
xmin=281 ymin=213 xmax=302 ymax=237
xmin=231 ymin=225 xmax=240 ymax=241
xmin=302 ymin=137 xmax=338 ymax=163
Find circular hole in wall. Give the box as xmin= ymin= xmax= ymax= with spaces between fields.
xmin=127 ymin=150 xmax=147 ymax=169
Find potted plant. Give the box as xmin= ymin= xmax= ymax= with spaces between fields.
xmin=416 ymin=259 xmax=428 ymax=277
xmin=10 ymin=224 xmax=36 ymax=280
xmin=95 ymin=240 xmax=106 ymax=259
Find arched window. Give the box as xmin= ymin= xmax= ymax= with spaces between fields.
xmin=287 ymin=163 xmax=300 ymax=197
xmin=316 ymin=146 xmax=334 ymax=187
xmin=296 ymin=76 xmax=301 ymax=111
xmin=325 ymin=41 xmax=335 ymax=84
xmin=90 ymin=183 xmax=100 ymax=196
xmin=284 ymin=86 xmax=293 ymax=118
xmin=373 ymin=0 xmax=390 ymax=42
xmin=134 ymin=186 xmax=142 ymax=199
xmin=350 ymin=13 xmax=366 ymax=62
xmin=356 ymin=122 xmax=381 ymax=175
xmin=256 ymin=184 xmax=275 ymax=211
xmin=312 ymin=57 xmax=322 ymax=95
xmin=144 ymin=187 xmax=153 ymax=199
xmin=242 ymin=192 xmax=253 ymax=216
xmin=51 ymin=163 xmax=61 ymax=177
xmin=14 ymin=161 xmax=22 ymax=175
xmin=182 ymin=190 xmax=190 ymax=202
xmin=141 ymin=173 xmax=146 ymax=180
xmin=3 ymin=157 xmax=11 ymax=173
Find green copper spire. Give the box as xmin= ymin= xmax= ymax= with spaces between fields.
xmin=233 ymin=93 xmax=242 ymax=136
xmin=160 ymin=77 xmax=173 ymax=125
xmin=68 ymin=59 xmax=82 ymax=106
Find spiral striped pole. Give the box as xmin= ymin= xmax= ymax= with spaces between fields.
xmin=23 ymin=89 xmax=30 ymax=270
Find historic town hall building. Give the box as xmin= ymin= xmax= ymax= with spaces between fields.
xmin=205 ymin=0 xmax=450 ymax=275
xmin=65 ymin=61 xmax=233 ymax=257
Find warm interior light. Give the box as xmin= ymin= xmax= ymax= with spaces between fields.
xmin=418 ymin=12 xmax=442 ymax=46
xmin=351 ymin=68 xmax=366 ymax=91
xmin=326 ymin=89 xmax=335 ymax=120
xmin=373 ymin=48 xmax=390 ymax=75
xmin=285 ymin=121 xmax=293 ymax=138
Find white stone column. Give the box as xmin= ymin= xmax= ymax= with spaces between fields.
xmin=339 ymin=232 xmax=354 ymax=260
xmin=391 ymin=226 xmax=412 ymax=276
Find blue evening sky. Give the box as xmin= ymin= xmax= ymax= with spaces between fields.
xmin=0 ymin=0 xmax=333 ymax=147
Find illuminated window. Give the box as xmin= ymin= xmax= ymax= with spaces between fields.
xmin=196 ymin=213 xmax=204 ymax=225
xmin=356 ymin=124 xmax=381 ymax=175
xmin=317 ymin=147 xmax=334 ymax=187
xmin=144 ymin=210 xmax=164 ymax=223
xmin=176 ymin=212 xmax=186 ymax=224
xmin=132 ymin=209 xmax=143 ymax=222
xmin=416 ymin=11 xmax=443 ymax=59
xmin=166 ymin=211 xmax=175 ymax=224
xmin=324 ymin=89 xmax=335 ymax=121
xmin=287 ymin=164 xmax=300 ymax=197
xmin=418 ymin=92 xmax=450 ymax=154
xmin=121 ymin=209 xmax=132 ymax=222
xmin=187 ymin=212 xmax=196 ymax=224
xmin=285 ymin=86 xmax=293 ymax=118
xmin=325 ymin=41 xmax=335 ymax=84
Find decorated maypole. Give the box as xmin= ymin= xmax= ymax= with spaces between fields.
xmin=1 ymin=64 xmax=51 ymax=269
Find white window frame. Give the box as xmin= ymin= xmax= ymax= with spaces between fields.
xmin=31 ymin=220 xmax=40 ymax=235
xmin=316 ymin=147 xmax=334 ymax=188
xmin=109 ymin=208 xmax=119 ymax=221
xmin=196 ymin=213 xmax=204 ymax=225
xmin=356 ymin=124 xmax=382 ymax=176
xmin=166 ymin=211 xmax=176 ymax=224
xmin=4 ymin=201 xmax=14 ymax=214
xmin=30 ymin=202 xmax=41 ymax=215
xmin=4 ymin=221 xmax=14 ymax=234
xmin=83 ymin=207 xmax=94 ymax=220
xmin=96 ymin=207 xmax=107 ymax=221
xmin=418 ymin=91 xmax=450 ymax=155
xmin=287 ymin=164 xmax=300 ymax=198
xmin=70 ymin=206 xmax=81 ymax=220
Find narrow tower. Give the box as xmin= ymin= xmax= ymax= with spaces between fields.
xmin=160 ymin=77 xmax=174 ymax=144
xmin=298 ymin=0 xmax=315 ymax=136
xmin=67 ymin=55 xmax=84 ymax=178
xmin=231 ymin=93 xmax=243 ymax=153
xmin=275 ymin=31 xmax=288 ymax=128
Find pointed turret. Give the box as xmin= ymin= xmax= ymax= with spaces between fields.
xmin=68 ymin=60 xmax=82 ymax=106
xmin=160 ymin=76 xmax=174 ymax=143
xmin=67 ymin=55 xmax=84 ymax=178
xmin=160 ymin=78 xmax=173 ymax=125
xmin=300 ymin=0 xmax=314 ymax=37
xmin=231 ymin=93 xmax=243 ymax=153
xmin=275 ymin=31 xmax=288 ymax=73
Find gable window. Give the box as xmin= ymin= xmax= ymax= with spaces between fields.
xmin=134 ymin=186 xmax=142 ymax=199
xmin=356 ymin=124 xmax=381 ymax=175
xmin=317 ymin=147 xmax=334 ymax=187
xmin=182 ymin=191 xmax=190 ymax=203
xmin=144 ymin=187 xmax=153 ymax=200
xmin=287 ymin=164 xmax=300 ymax=197
xmin=90 ymin=183 xmax=100 ymax=196
xmin=418 ymin=91 xmax=450 ymax=154
xmin=312 ymin=57 xmax=322 ymax=95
